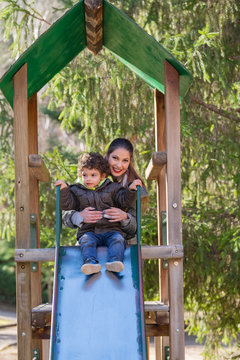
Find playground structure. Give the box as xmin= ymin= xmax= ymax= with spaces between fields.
xmin=0 ymin=1 xmax=192 ymax=359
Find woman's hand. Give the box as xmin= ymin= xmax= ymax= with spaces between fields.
xmin=79 ymin=207 xmax=103 ymax=223
xmin=104 ymin=207 xmax=128 ymax=222
xmin=129 ymin=179 xmax=142 ymax=191
xmin=54 ymin=180 xmax=68 ymax=190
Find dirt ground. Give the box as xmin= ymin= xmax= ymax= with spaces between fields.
xmin=0 ymin=302 xmax=205 ymax=359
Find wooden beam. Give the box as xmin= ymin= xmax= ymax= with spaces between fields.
xmin=145 ymin=302 xmax=169 ymax=328
xmin=144 ymin=301 xmax=169 ymax=313
xmin=14 ymin=63 xmax=32 ymax=360
xmin=28 ymin=93 xmax=43 ymax=358
xmin=146 ymin=324 xmax=169 ymax=337
xmin=32 ymin=327 xmax=51 ymax=340
xmin=145 ymin=151 xmax=167 ymax=180
xmin=31 ymin=302 xmax=169 ymax=340
xmin=15 ymin=248 xmax=55 ymax=262
xmin=32 ymin=304 xmax=52 ymax=327
xmin=164 ymin=60 xmax=185 ymax=360
xmin=29 ymin=154 xmax=50 ymax=182
xmin=164 ymin=62 xmax=182 ymax=246
xmin=154 ymin=89 xmax=168 ymax=360
xmin=15 ymin=245 xmax=183 ymax=262
xmin=84 ymin=0 xmax=103 ymax=55
xmin=142 ymin=245 xmax=183 ymax=259
xmin=31 ymin=322 xmax=169 ymax=340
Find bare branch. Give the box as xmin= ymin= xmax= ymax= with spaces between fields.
xmin=190 ymin=95 xmax=240 ymax=124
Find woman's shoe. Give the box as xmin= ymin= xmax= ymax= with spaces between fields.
xmin=105 ymin=260 xmax=124 ymax=273
xmin=81 ymin=259 xmax=101 ymax=275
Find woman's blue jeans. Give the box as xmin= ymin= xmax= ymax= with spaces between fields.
xmin=78 ymin=231 xmax=126 ymax=263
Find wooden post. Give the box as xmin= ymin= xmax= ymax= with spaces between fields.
xmin=164 ymin=60 xmax=185 ymax=360
xmin=28 ymin=93 xmax=43 ymax=358
xmin=154 ymin=89 xmax=169 ymax=360
xmin=14 ymin=63 xmax=32 ymax=360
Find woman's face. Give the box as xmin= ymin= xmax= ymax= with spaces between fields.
xmin=108 ymin=148 xmax=131 ymax=178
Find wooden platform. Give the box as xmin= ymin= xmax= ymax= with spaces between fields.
xmin=31 ymin=301 xmax=169 ymax=339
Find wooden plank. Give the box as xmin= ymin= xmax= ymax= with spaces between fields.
xmin=154 ymin=337 xmax=162 ymax=360
xmin=145 ymin=312 xmax=169 ymax=326
xmin=15 ymin=248 xmax=55 ymax=262
xmin=164 ymin=60 xmax=185 ymax=360
xmin=32 ymin=327 xmax=51 ymax=340
xmin=16 ymin=263 xmax=32 ymax=358
xmin=168 ymin=258 xmax=185 ymax=358
xmin=144 ymin=301 xmax=169 ymax=313
xmin=28 ymin=93 xmax=43 ymax=359
xmin=164 ymin=61 xmax=182 ymax=246
xmin=29 ymin=154 xmax=50 ymax=182
xmin=154 ymin=88 xmax=169 ymax=360
xmin=145 ymin=151 xmax=167 ymax=180
xmin=145 ymin=301 xmax=169 ymax=327
xmin=32 ymin=302 xmax=172 ymax=321
xmin=32 ymin=304 xmax=52 ymax=327
xmin=31 ymin=306 xmax=169 ymax=343
xmin=32 ymin=325 xmax=169 ymax=340
xmin=42 ymin=341 xmax=50 ymax=360
xmin=14 ymin=63 xmax=32 ymax=360
xmin=84 ymin=0 xmax=103 ymax=55
xmin=146 ymin=324 xmax=169 ymax=337
xmin=146 ymin=337 xmax=150 ymax=360
xmin=142 ymin=245 xmax=183 ymax=259
xmin=14 ymin=65 xmax=31 ymax=248
xmin=15 ymin=245 xmax=183 ymax=262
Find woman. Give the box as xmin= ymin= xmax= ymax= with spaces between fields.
xmin=62 ymin=138 xmax=148 ymax=241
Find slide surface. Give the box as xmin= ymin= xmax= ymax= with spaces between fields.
xmin=50 ymin=245 xmax=147 ymax=360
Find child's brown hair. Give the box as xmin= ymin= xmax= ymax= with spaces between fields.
xmin=77 ymin=152 xmax=110 ymax=177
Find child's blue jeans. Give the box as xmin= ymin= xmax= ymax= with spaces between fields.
xmin=78 ymin=231 xmax=126 ymax=263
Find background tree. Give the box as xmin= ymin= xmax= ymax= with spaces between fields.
xmin=0 ymin=0 xmax=239 ymax=358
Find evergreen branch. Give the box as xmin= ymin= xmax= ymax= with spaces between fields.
xmin=190 ymin=95 xmax=240 ymax=124
xmin=3 ymin=0 xmax=51 ymax=26
xmin=22 ymin=0 xmax=51 ymax=26
xmin=182 ymin=208 xmax=239 ymax=221
xmin=17 ymin=8 xmax=51 ymax=26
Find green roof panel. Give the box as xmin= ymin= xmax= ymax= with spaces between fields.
xmin=103 ymin=1 xmax=192 ymax=98
xmin=0 ymin=0 xmax=192 ymax=109
xmin=0 ymin=1 xmax=86 ymax=107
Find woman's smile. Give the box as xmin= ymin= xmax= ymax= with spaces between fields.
xmin=112 ymin=167 xmax=122 ymax=173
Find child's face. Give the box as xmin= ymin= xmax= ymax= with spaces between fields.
xmin=81 ymin=168 xmax=105 ymax=188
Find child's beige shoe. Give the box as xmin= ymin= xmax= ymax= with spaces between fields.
xmin=105 ymin=260 xmax=124 ymax=273
xmin=81 ymin=260 xmax=101 ymax=275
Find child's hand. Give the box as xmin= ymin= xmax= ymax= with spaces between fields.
xmin=54 ymin=180 xmax=68 ymax=190
xmin=129 ymin=179 xmax=142 ymax=191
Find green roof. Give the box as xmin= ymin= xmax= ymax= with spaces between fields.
xmin=0 ymin=0 xmax=192 ymax=108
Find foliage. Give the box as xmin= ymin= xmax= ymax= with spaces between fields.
xmin=0 ymin=0 xmax=240 ymax=358
xmin=0 ymin=0 xmax=52 ymax=59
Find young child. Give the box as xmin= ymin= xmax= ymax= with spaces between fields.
xmin=55 ymin=152 xmax=142 ymax=275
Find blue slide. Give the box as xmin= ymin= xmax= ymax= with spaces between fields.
xmin=50 ymin=187 xmax=147 ymax=359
